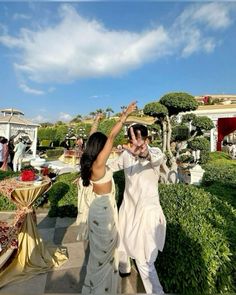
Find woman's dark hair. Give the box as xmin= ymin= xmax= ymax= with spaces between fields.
xmin=80 ymin=132 xmax=107 ymax=186
xmin=127 ymin=124 xmax=148 ymax=140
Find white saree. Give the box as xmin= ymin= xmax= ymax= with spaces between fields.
xmin=77 ymin=177 xmax=120 ymax=294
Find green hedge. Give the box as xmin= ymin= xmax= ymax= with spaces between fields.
xmin=158 ymin=184 xmax=234 ymax=294
xmin=47 ymin=173 xmax=78 ymax=217
xmin=0 ymin=171 xmax=18 ymax=211
xmin=202 ymin=164 xmax=236 ymax=187
xmin=111 ymin=171 xmax=235 ymax=294
xmin=1 ymin=169 xmax=235 ymax=293
xmin=46 ymin=147 xmax=64 ymax=158
xmin=40 ymin=139 xmax=52 ymax=147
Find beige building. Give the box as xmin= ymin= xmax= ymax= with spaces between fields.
xmin=195 ymin=94 xmax=236 ymax=105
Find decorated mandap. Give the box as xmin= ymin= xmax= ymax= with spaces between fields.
xmin=0 ymin=108 xmax=39 ymax=158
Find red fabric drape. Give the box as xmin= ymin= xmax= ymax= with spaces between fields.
xmin=217 ymin=117 xmax=236 ymax=151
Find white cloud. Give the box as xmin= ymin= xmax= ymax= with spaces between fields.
xmin=89 ymin=94 xmax=110 ymax=99
xmin=31 ymin=114 xmax=50 ymax=123
xmin=19 ymin=83 xmax=45 ymax=95
xmin=58 ymin=112 xmax=73 ymax=122
xmin=172 ymin=3 xmax=233 ymax=57
xmin=0 ymin=3 xmax=234 ymax=84
xmin=190 ymin=3 xmax=232 ymax=30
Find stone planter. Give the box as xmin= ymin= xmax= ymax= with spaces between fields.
xmin=178 ymin=163 xmax=205 ymax=185
xmin=189 ymin=164 xmax=205 ymax=185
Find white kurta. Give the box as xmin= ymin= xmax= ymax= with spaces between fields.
xmin=109 ymin=147 xmax=166 ymax=264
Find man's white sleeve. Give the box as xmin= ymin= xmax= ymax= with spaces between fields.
xmin=148 ymin=147 xmax=165 ymax=167
xmin=108 ymin=152 xmax=125 ymax=172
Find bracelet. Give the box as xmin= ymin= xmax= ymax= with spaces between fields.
xmin=139 ymin=152 xmax=151 ymax=160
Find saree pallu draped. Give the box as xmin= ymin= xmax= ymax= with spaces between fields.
xmin=81 ymin=179 xmax=120 ymax=294
xmin=0 ymin=178 xmax=68 ymax=287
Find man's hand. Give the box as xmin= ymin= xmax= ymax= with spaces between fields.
xmin=123 ymin=127 xmax=149 ymax=157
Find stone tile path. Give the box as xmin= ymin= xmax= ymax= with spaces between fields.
xmin=0 ymin=211 xmax=145 ymax=294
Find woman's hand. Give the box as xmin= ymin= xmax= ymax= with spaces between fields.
xmin=95 ymin=112 xmax=104 ymax=121
xmin=124 ymin=101 xmax=137 ymax=116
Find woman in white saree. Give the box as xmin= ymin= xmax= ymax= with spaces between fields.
xmin=80 ymin=101 xmax=136 ymax=294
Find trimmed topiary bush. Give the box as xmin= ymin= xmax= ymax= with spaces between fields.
xmin=46 ymin=147 xmax=64 ymax=158
xmin=188 ymin=137 xmax=210 ymax=164
xmin=157 ymin=184 xmax=234 ymax=294
xmin=40 ymin=139 xmax=52 ymax=147
xmin=113 ymin=170 xmax=125 ymax=208
xmin=0 ymin=170 xmax=18 ymax=211
xmin=47 ymin=173 xmax=78 ymax=217
xmin=202 ymin=164 xmax=236 ymax=187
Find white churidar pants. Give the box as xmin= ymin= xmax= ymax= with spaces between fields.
xmin=119 ymin=251 xmax=164 ymax=295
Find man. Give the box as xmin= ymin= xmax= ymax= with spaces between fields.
xmin=13 ymin=138 xmax=26 ymax=172
xmin=108 ymin=124 xmax=166 ymax=295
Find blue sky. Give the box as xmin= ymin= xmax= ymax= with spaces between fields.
xmin=0 ymin=1 xmax=236 ymax=123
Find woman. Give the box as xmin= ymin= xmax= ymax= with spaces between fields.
xmin=80 ymin=101 xmax=136 ymax=294
xmin=0 ymin=138 xmax=9 ymax=171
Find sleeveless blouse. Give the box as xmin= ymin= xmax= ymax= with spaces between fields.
xmin=91 ymin=167 xmax=113 ymax=185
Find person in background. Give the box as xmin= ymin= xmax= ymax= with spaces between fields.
xmin=0 ymin=136 xmax=3 ymax=168
xmin=0 ymin=138 xmax=9 ymax=171
xmin=108 ymin=124 xmax=166 ymax=295
xmin=76 ymin=137 xmax=84 ymax=150
xmin=80 ymin=101 xmax=136 ymax=294
xmin=8 ymin=138 xmax=15 ymax=170
xmin=13 ymin=138 xmax=26 ymax=172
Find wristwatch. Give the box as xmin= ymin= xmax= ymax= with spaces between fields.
xmin=139 ymin=152 xmax=151 ymax=160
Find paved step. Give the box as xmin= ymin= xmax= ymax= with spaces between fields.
xmin=0 ymin=212 xmax=145 ymax=294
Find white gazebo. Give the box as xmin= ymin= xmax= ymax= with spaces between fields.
xmin=0 ymin=108 xmax=39 ymax=157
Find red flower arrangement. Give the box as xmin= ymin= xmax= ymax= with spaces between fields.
xmin=20 ymin=169 xmax=36 ymax=181
xmin=41 ymin=167 xmax=49 ymax=176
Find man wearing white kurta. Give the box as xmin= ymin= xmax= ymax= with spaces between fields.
xmin=109 ymin=124 xmax=166 ymax=294
xmin=13 ymin=138 xmax=26 ymax=172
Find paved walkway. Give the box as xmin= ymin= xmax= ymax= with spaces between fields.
xmin=0 ymin=211 xmax=145 ymax=295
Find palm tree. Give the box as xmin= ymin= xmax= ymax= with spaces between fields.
xmin=96 ymin=108 xmax=104 ymax=114
xmin=89 ymin=111 xmax=96 ymax=119
xmin=105 ymin=107 xmax=114 ymax=118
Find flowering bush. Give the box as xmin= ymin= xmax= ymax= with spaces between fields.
xmin=20 ymin=170 xmax=36 ymax=181
xmin=41 ymin=167 xmax=58 ymax=180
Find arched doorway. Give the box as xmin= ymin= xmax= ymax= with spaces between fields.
xmin=217 ymin=117 xmax=236 ymax=151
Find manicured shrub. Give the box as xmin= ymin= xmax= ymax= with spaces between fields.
xmin=202 ymin=164 xmax=236 ymax=187
xmin=188 ymin=136 xmax=210 ymax=151
xmin=113 ymin=170 xmax=125 ymax=208
xmin=157 ymin=184 xmax=234 ymax=294
xmin=0 ymin=195 xmax=16 ymax=211
xmin=47 ymin=173 xmax=78 ymax=217
xmin=0 ymin=170 xmax=18 ymax=211
xmin=40 ymin=139 xmax=52 ymax=147
xmin=46 ymin=147 xmax=64 ymax=158
xmin=0 ymin=170 xmax=17 ymax=181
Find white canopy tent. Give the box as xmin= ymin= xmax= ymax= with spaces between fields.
xmin=0 ymin=108 xmax=39 ymax=158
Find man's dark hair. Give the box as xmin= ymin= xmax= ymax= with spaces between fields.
xmin=127 ymin=124 xmax=148 ymax=140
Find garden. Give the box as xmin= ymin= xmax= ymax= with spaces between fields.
xmin=0 ymin=92 xmax=236 ymax=294
xmin=0 ymin=151 xmax=235 ymax=294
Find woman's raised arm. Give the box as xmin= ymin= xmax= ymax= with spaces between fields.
xmin=93 ymin=101 xmax=137 ymax=169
